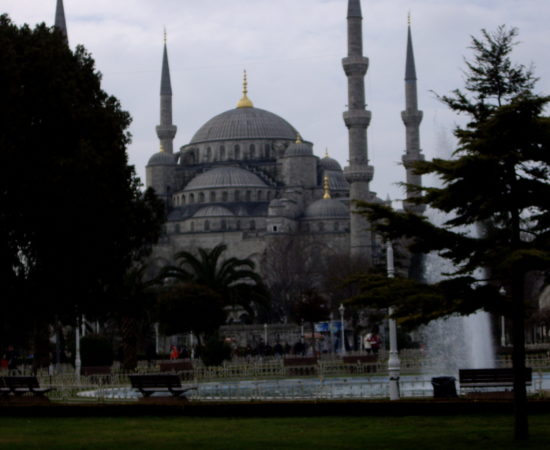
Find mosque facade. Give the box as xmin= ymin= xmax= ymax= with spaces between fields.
xmin=145 ymin=0 xmax=425 ymax=272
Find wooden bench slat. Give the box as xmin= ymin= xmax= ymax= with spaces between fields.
xmin=3 ymin=376 xmax=54 ymax=396
xmin=129 ymin=374 xmax=197 ymax=398
xmin=459 ymin=368 xmax=532 ymax=389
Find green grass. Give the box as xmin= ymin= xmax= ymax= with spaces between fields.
xmin=0 ymin=415 xmax=549 ymax=449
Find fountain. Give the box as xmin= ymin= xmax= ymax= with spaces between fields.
xmin=420 ymin=252 xmax=495 ymax=375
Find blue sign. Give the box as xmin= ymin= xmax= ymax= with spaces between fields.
xmin=315 ymin=321 xmax=342 ymax=333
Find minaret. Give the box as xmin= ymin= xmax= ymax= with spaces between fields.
xmin=343 ymin=0 xmax=374 ymax=262
xmin=54 ymin=0 xmax=68 ymax=44
xmin=401 ymin=16 xmax=425 ymax=215
xmin=156 ymin=30 xmax=177 ymax=154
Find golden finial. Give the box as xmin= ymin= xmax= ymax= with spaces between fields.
xmin=160 ymin=143 xmax=165 ymax=153
xmin=237 ymin=70 xmax=254 ymax=108
xmin=323 ymin=176 xmax=331 ymax=199
xmin=164 ymin=27 xmax=167 ymax=44
xmin=296 ymin=133 xmax=303 ymax=144
xmin=324 ymin=148 xmax=330 ymax=158
xmin=408 ymin=11 xmax=411 ymax=26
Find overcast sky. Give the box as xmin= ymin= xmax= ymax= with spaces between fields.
xmin=4 ymin=0 xmax=549 ymax=204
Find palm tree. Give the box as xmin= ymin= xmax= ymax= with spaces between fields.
xmin=163 ymin=244 xmax=269 ymax=317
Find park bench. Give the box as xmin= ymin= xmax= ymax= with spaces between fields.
xmin=0 ymin=377 xmax=11 ymax=396
xmin=158 ymin=360 xmax=194 ymax=381
xmin=129 ymin=374 xmax=197 ymax=398
xmin=283 ymin=357 xmax=318 ymax=376
xmin=81 ymin=366 xmax=112 ymax=384
xmin=3 ymin=376 xmax=55 ymax=397
xmin=459 ymin=368 xmax=532 ymax=391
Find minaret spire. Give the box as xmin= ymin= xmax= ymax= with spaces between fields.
xmin=401 ymin=17 xmax=425 ymax=215
xmin=156 ymin=29 xmax=177 ymax=154
xmin=343 ymin=0 xmax=374 ymax=262
xmin=54 ymin=0 xmax=68 ymax=44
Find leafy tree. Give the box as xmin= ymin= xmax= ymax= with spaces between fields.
xmin=292 ymin=289 xmax=330 ymax=354
xmin=352 ymin=26 xmax=550 ymax=440
xmin=0 ymin=16 xmax=165 ymax=358
xmin=157 ymin=282 xmax=225 ymax=343
xmin=110 ymin=265 xmax=160 ymax=371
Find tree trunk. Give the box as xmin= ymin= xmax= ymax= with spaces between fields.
xmin=511 ymin=273 xmax=528 ymax=440
xmin=121 ymin=316 xmax=139 ymax=371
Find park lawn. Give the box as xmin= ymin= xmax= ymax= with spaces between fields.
xmin=0 ymin=415 xmax=549 ymax=449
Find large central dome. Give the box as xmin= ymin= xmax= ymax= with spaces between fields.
xmin=190 ymin=107 xmax=298 ymax=144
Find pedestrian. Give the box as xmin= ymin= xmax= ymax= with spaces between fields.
xmin=363 ymin=333 xmax=372 ymax=354
xmin=169 ymin=345 xmax=179 ymax=360
xmin=369 ymin=333 xmax=381 ymax=355
xmin=6 ymin=345 xmax=19 ymax=374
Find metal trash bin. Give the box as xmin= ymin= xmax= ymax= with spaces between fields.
xmin=431 ymin=376 xmax=457 ymax=398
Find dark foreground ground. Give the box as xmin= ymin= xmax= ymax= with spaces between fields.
xmin=1 ymin=399 xmax=549 ymax=449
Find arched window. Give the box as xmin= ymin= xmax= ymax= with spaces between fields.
xmin=175 ymin=224 xmax=180 ymax=233
xmin=204 ymin=220 xmax=210 ymax=231
xmin=206 ymin=147 xmax=212 ymax=162
xmin=234 ymin=145 xmax=240 ymax=160
xmin=190 ymin=193 xmax=195 ymax=203
xmin=182 ymin=195 xmax=186 ymax=204
xmin=234 ymin=191 xmax=240 ymax=202
xmin=222 ymin=191 xmax=228 ymax=202
xmin=210 ymin=191 xmax=216 ymax=202
xmin=265 ymin=144 xmax=270 ymax=158
xmin=266 ymin=191 xmax=271 ymax=201
xmin=303 ymin=223 xmax=310 ymax=232
xmin=249 ymin=144 xmax=256 ymax=159
xmin=219 ymin=145 xmax=225 ymax=160
xmin=318 ymin=222 xmax=325 ymax=232
xmin=257 ymin=191 xmax=263 ymax=201
xmin=236 ymin=220 xmax=241 ymax=230
xmin=250 ymin=220 xmax=256 ymax=230
xmin=334 ymin=222 xmax=340 ymax=231
xmin=190 ymin=222 xmax=195 ymax=232
xmin=245 ymin=191 xmax=251 ymax=202
xmin=221 ymin=219 xmax=227 ymax=231
xmin=198 ymin=192 xmax=205 ymax=203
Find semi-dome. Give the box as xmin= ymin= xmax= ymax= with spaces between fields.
xmin=185 ymin=166 xmax=267 ymax=190
xmin=285 ymin=139 xmax=313 ymax=157
xmin=303 ymin=198 xmax=348 ymax=219
xmin=319 ymin=155 xmax=342 ymax=171
xmin=147 ymin=151 xmax=176 ymax=166
xmin=190 ymin=107 xmax=298 ymax=144
xmin=193 ymin=206 xmax=234 ymax=217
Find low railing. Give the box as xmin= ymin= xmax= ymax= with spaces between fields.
xmin=3 ymin=352 xmax=550 ymax=391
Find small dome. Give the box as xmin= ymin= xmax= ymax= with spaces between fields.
xmin=190 ymin=107 xmax=298 ymax=144
xmin=303 ymin=198 xmax=348 ymax=219
xmin=147 ymin=151 xmax=176 ymax=166
xmin=185 ymin=166 xmax=267 ymax=190
xmin=285 ymin=141 xmax=313 ymax=157
xmin=319 ymin=155 xmax=342 ymax=172
xmin=325 ymin=171 xmax=349 ymax=190
xmin=193 ymin=206 xmax=234 ymax=217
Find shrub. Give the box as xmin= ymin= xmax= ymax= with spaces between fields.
xmin=80 ymin=335 xmax=114 ymax=367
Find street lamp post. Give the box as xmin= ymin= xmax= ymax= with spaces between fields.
xmin=329 ymin=312 xmax=334 ymax=355
xmin=75 ymin=315 xmax=81 ymax=382
xmin=387 ymin=241 xmax=400 ymax=400
xmin=339 ymin=303 xmax=346 ymax=355
xmin=499 ymin=287 xmax=506 ymax=347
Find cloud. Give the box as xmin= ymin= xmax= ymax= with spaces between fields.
xmin=4 ymin=0 xmax=549 ymax=201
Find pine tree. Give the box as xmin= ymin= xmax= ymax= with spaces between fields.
xmin=353 ymin=26 xmax=550 ymax=440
